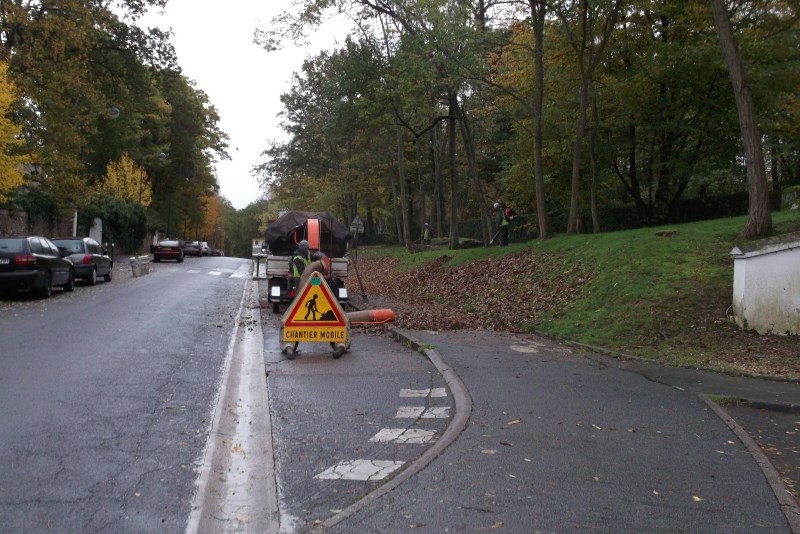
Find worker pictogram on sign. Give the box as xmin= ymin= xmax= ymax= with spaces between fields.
xmin=285 ymin=274 xmax=345 ymax=326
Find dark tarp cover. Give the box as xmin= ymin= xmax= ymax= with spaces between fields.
xmin=264 ymin=211 xmax=352 ymax=257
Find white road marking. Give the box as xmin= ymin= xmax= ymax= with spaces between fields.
xmin=314 ymin=460 xmax=405 ymax=481
xmin=400 ymin=388 xmax=447 ymax=398
xmin=209 ymin=271 xmax=222 ymax=276
xmin=187 ymin=269 xmax=201 ymax=274
xmin=395 ymin=406 xmax=425 ymax=418
xmin=395 ymin=406 xmax=451 ymax=419
xmin=370 ymin=428 xmax=437 ymax=444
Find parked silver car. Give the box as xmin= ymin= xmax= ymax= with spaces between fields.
xmin=51 ymin=237 xmax=113 ymax=285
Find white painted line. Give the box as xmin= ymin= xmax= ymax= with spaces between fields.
xmin=209 ymin=271 xmax=222 ymax=276
xmin=314 ymin=460 xmax=405 ymax=481
xmin=370 ymin=428 xmax=437 ymax=444
xmin=421 ymin=407 xmax=450 ymax=418
xmin=395 ymin=406 xmax=451 ymax=419
xmin=187 ymin=269 xmax=201 ymax=274
xmin=395 ymin=406 xmax=425 ymax=418
xmin=400 ymin=389 xmax=429 ymax=397
xmin=400 ymin=388 xmax=448 ymax=398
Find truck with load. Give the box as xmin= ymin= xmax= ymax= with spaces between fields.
xmin=262 ymin=210 xmax=352 ymax=313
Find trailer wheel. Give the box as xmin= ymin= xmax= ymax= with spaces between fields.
xmin=272 ymin=302 xmax=280 ymax=313
xmin=283 ymin=342 xmax=299 ymax=360
xmin=331 ymin=343 xmax=346 ymax=359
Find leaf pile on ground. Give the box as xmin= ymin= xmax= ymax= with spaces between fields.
xmin=352 ymin=251 xmax=800 ymax=380
xmin=354 ymin=250 xmax=591 ymax=332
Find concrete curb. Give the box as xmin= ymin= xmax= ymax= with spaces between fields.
xmin=702 ymin=395 xmax=800 ymax=533
xmin=316 ymin=327 xmax=473 ymax=532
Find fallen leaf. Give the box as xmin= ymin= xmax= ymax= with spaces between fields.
xmin=692 ymin=495 xmax=703 ymax=502
xmin=508 ymin=419 xmax=522 ymax=425
xmin=500 ymin=441 xmax=513 ymax=447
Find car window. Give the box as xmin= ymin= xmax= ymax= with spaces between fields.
xmin=160 ymin=240 xmax=179 ymax=247
xmin=45 ymin=239 xmax=61 ymax=255
xmin=0 ymin=238 xmax=26 ymax=253
xmin=54 ymin=240 xmax=84 ymax=254
xmin=29 ymin=237 xmax=46 ymax=254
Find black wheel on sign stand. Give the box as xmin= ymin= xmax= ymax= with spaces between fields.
xmin=283 ymin=342 xmax=299 ymax=360
xmin=331 ymin=343 xmax=346 ymax=359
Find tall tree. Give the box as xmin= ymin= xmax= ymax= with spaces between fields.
xmin=710 ymin=0 xmax=771 ymax=237
xmin=0 ymin=60 xmax=29 ymax=202
xmin=554 ymin=0 xmax=622 ymax=234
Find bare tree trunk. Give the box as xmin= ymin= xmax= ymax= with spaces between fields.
xmin=567 ymin=73 xmax=589 ymax=234
xmin=387 ymin=166 xmax=402 ymax=245
xmin=455 ymin=100 xmax=491 ymax=245
xmin=447 ymin=91 xmax=460 ymax=249
xmin=397 ymin=125 xmax=413 ymax=251
xmin=589 ymin=86 xmax=601 ymax=233
xmin=416 ymin=136 xmax=426 ymax=239
xmin=710 ymin=0 xmax=771 ymax=237
xmin=432 ymin=126 xmax=444 ymax=238
xmin=530 ymin=0 xmax=550 ymax=239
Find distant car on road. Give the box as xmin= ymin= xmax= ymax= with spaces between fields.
xmin=200 ymin=241 xmax=210 ymax=256
xmin=211 ymin=249 xmax=224 ymax=256
xmin=153 ymin=240 xmax=184 ymax=262
xmin=182 ymin=240 xmax=203 ymax=257
xmin=0 ymin=236 xmax=75 ymax=298
xmin=51 ymin=236 xmax=113 ymax=285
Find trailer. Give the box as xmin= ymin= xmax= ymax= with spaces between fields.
xmin=263 ymin=211 xmax=352 ymax=313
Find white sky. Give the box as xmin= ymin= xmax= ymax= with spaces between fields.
xmin=139 ymin=1 xmax=351 ymax=210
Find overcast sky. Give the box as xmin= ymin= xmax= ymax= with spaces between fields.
xmin=139 ymin=1 xmax=350 ymax=210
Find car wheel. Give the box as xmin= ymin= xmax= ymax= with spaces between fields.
xmin=88 ymin=267 xmax=97 ymax=286
xmin=37 ymin=272 xmax=53 ymax=298
xmin=178 ymin=256 xmax=184 ymax=263
xmin=104 ymin=266 xmax=112 ymax=282
xmin=63 ymin=269 xmax=75 ymax=292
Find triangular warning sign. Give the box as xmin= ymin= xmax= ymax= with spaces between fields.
xmin=283 ymin=272 xmax=346 ymax=327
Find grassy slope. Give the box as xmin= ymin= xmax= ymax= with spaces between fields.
xmin=360 ymin=211 xmax=800 ymax=378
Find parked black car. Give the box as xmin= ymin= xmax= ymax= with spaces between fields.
xmin=51 ymin=236 xmax=113 ymax=285
xmin=0 ymin=236 xmax=75 ymax=298
xmin=182 ymin=240 xmax=203 ymax=257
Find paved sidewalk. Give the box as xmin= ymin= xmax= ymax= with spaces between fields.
xmin=321 ymin=327 xmax=799 ymax=533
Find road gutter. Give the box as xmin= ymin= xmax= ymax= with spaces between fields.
xmin=185 ymin=277 xmax=280 ymax=533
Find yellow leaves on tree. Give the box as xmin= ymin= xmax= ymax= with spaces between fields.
xmin=0 ymin=61 xmax=30 ymax=203
xmin=99 ymin=153 xmax=152 ymax=207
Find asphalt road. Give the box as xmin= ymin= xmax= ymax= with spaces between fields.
xmin=2 ymin=260 xmax=797 ymax=533
xmin=0 ymin=256 xmax=249 ymax=533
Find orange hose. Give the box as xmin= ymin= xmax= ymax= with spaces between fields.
xmin=347 ymin=309 xmax=395 ymax=325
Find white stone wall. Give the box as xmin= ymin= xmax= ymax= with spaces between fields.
xmin=731 ymin=240 xmax=800 ymax=335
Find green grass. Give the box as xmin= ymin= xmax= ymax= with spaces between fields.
xmin=362 ymin=211 xmax=800 ymax=368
